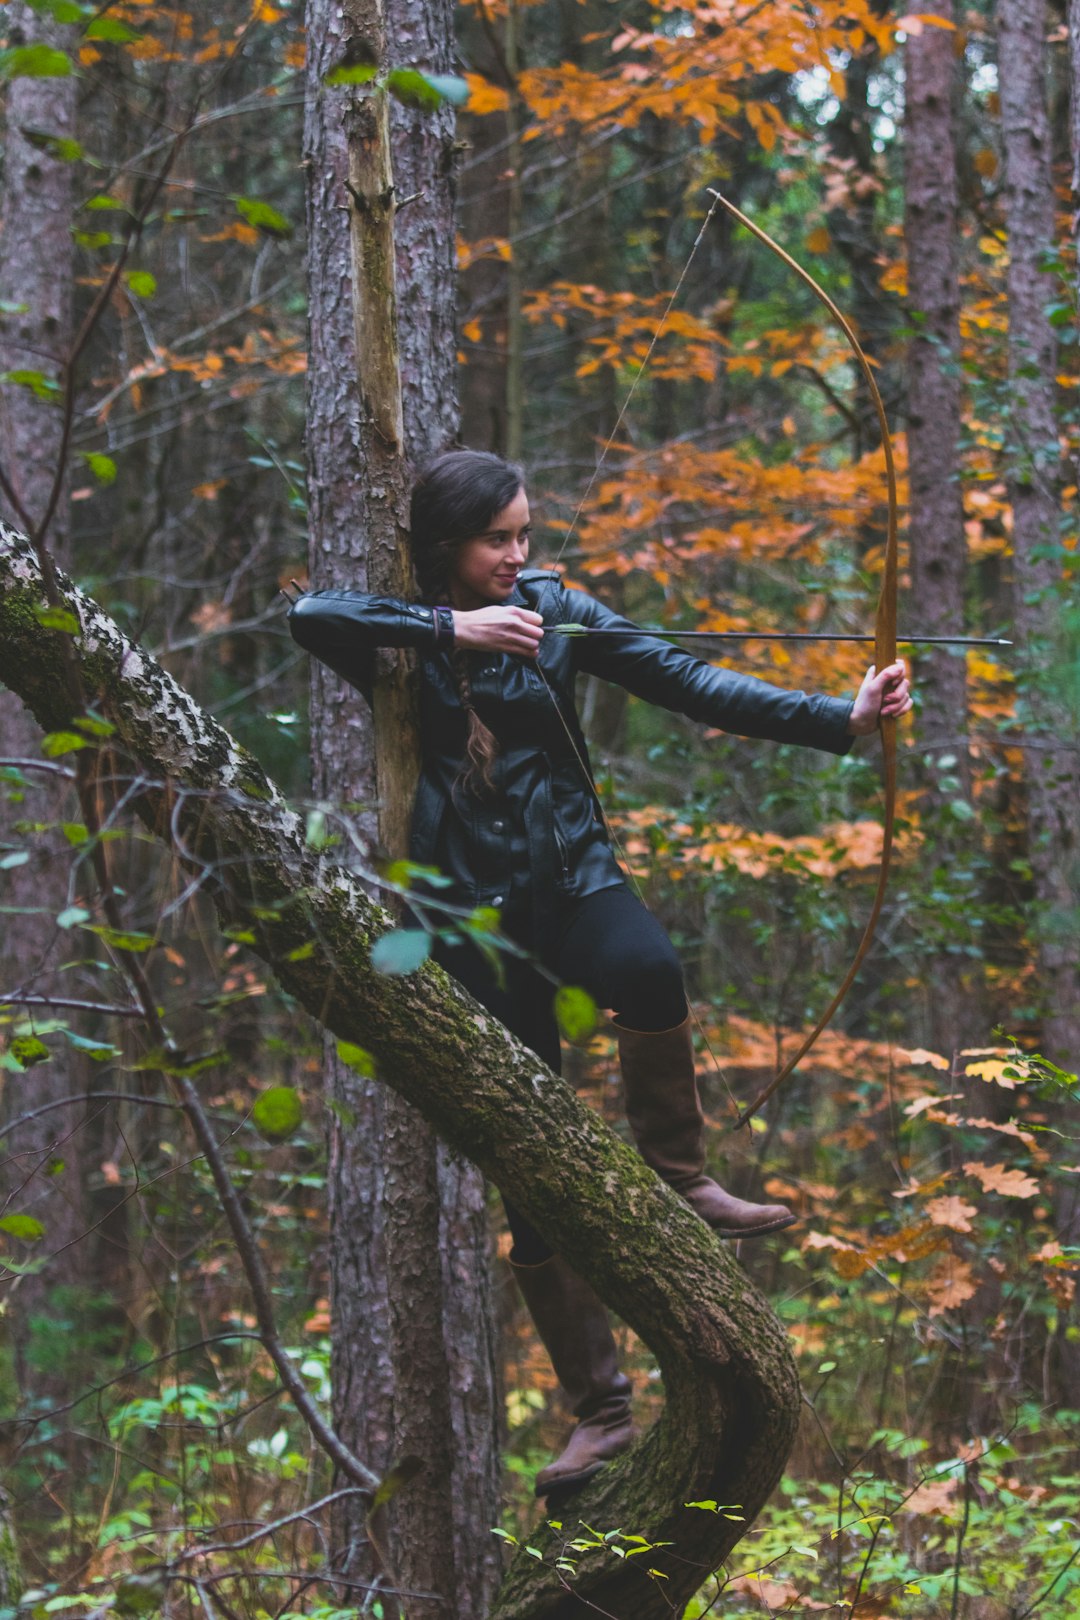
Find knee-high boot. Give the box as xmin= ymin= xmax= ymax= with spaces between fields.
xmin=511 ymin=1253 xmax=634 ymax=1498
xmin=616 ymin=1015 xmax=797 ymax=1239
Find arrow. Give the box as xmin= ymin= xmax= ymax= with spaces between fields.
xmin=548 ymin=624 xmax=1011 ymax=647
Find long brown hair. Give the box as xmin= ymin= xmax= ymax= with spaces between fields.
xmin=410 ymin=449 xmax=525 ymax=797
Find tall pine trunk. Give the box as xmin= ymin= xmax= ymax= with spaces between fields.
xmin=303 ymin=2 xmax=500 ymax=1611
xmin=0 ymin=1 xmax=85 ymax=1402
xmin=1000 ymin=0 xmax=1080 ymax=1404
xmin=999 ymin=0 xmax=1080 ymax=1064
xmin=903 ymin=1 xmax=983 ymax=1051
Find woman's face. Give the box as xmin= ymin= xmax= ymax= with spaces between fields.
xmin=448 ymin=487 xmax=531 ymax=609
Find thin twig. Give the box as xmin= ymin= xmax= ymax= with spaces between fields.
xmin=0 ymin=994 xmax=144 ymax=1018
xmin=0 ymin=1091 xmax=181 ymax=1144
xmin=170 ymin=1489 xmax=369 ymax=1563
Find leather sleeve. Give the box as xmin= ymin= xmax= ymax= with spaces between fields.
xmin=287 ymin=590 xmax=440 ymax=698
xmin=565 ymin=586 xmax=855 ymax=755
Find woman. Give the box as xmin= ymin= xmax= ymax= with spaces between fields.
xmin=288 ymin=448 xmax=912 ymax=1500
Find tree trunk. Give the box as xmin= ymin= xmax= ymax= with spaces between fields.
xmin=999 ymin=0 xmax=1080 ymax=1066
xmin=1000 ymin=0 xmax=1080 ymax=1405
xmin=384 ymin=2 xmax=502 ymax=1587
xmin=1069 ymin=0 xmax=1080 ymax=482
xmin=0 ymin=527 xmax=803 ymax=1620
xmin=303 ymin=2 xmax=498 ymax=1610
xmin=0 ymin=0 xmax=86 ymax=1402
xmin=903 ymin=0 xmax=983 ymax=1052
xmin=303 ymin=8 xmax=394 ymax=1591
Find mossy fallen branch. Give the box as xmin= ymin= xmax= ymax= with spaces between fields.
xmin=0 ymin=523 xmax=801 ymax=1620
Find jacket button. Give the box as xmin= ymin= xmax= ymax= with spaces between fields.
xmin=492 ymin=895 xmax=504 ymax=906
xmin=493 ymin=820 xmax=505 ymax=832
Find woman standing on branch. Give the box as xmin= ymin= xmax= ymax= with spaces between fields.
xmin=288 ymin=448 xmax=912 ymax=1500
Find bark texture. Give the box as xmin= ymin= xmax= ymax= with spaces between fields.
xmin=1072 ymin=0 xmax=1080 ymax=302
xmin=303 ymin=5 xmax=394 ymax=1582
xmin=0 ymin=529 xmax=802 ymax=1620
xmin=903 ymin=0 xmax=983 ymax=1051
xmin=904 ymin=2 xmax=967 ymax=754
xmin=1000 ymin=0 xmax=1080 ymax=1404
xmin=999 ymin=0 xmax=1080 ymax=1067
xmin=0 ymin=1 xmax=86 ymax=1399
xmin=303 ymin=2 xmax=498 ymax=1609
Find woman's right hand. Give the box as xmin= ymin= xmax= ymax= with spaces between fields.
xmin=451 ymin=606 xmax=544 ymax=659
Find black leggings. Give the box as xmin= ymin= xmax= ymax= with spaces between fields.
xmin=435 ymin=883 xmax=688 ymax=1264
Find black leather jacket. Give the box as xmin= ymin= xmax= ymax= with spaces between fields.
xmin=288 ymin=570 xmax=855 ymax=948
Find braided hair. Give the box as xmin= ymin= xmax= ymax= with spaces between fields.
xmin=410 ymin=449 xmax=526 ymax=797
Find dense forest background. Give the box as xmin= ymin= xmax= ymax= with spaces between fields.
xmin=1 ymin=0 xmax=1078 ymax=1616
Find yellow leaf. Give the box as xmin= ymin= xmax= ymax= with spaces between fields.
xmin=964 ymin=1058 xmax=1019 ymax=1087
xmin=806 ymin=226 xmax=831 ymax=254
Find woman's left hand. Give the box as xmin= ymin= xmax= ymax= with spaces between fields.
xmin=848 ymin=659 xmax=913 ymax=736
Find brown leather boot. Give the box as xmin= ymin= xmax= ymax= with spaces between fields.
xmin=511 ymin=1253 xmax=634 ymax=1499
xmin=615 ymin=1015 xmax=797 ymax=1239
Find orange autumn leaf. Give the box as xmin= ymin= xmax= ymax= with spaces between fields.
xmin=802 ymin=1231 xmax=856 ymax=1254
xmin=904 ymin=1092 xmax=964 ymax=1117
xmin=963 ymin=1161 xmax=1041 ymax=1198
xmin=905 ymin=1477 xmax=958 ymax=1516
xmin=465 ymin=72 xmax=510 ymax=115
xmin=899 ymin=1047 xmax=951 ymax=1071
xmin=728 ymin=1576 xmax=801 ymax=1610
xmin=934 ymin=1114 xmax=1039 ymax=1150
xmin=897 ymin=12 xmax=958 ymax=33
xmin=924 ymin=1195 xmax=978 ymax=1233
xmin=201 ymin=222 xmax=261 ymax=247
xmin=1031 ymin=1241 xmax=1077 ymax=1307
xmin=457 ymin=235 xmax=512 ymax=270
xmin=926 ymin=1254 xmax=979 ymax=1316
xmin=806 ymin=1220 xmax=946 ymax=1279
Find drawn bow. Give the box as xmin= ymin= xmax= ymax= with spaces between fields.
xmin=536 ymin=189 xmax=902 ymax=1126
xmin=703 ymin=191 xmax=899 ymax=1128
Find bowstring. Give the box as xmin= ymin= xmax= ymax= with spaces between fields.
xmin=527 ymin=188 xmax=743 ymax=1118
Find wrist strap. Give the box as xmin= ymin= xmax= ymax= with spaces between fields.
xmin=433 ymin=604 xmax=455 ymax=648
